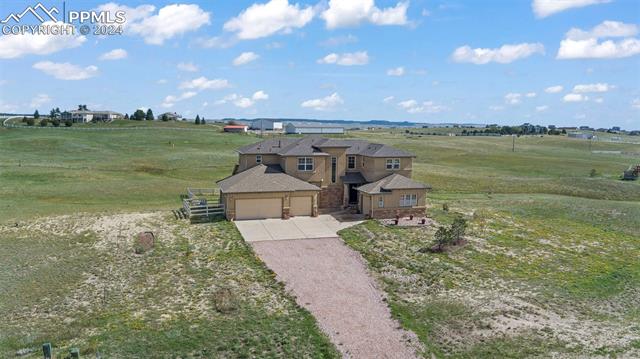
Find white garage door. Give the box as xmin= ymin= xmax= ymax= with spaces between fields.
xmin=290 ymin=196 xmax=312 ymax=216
xmin=235 ymin=198 xmax=282 ymax=220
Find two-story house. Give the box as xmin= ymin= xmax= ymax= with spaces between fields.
xmin=217 ymin=137 xmax=430 ymax=220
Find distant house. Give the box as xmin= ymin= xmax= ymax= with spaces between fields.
xmin=568 ymin=133 xmax=594 ymax=140
xmin=224 ymin=125 xmax=248 ymax=133
xmin=160 ymin=112 xmax=182 ymax=121
xmin=250 ymin=119 xmax=283 ymax=131
xmin=60 ymin=108 xmax=123 ymax=123
xmin=285 ymin=123 xmax=345 ymax=135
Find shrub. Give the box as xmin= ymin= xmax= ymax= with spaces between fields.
xmin=590 ymin=169 xmax=598 ymax=177
xmin=442 ymin=203 xmax=449 ymax=212
xmin=450 ymin=215 xmax=467 ymax=243
xmin=26 ymin=118 xmax=35 ymax=126
xmin=434 ymin=226 xmax=452 ymax=252
xmin=52 ymin=119 xmax=60 ymax=127
xmin=21 ymin=116 xmax=27 ymax=123
xmin=64 ymin=120 xmax=73 ymax=127
xmin=39 ymin=118 xmax=48 ymax=127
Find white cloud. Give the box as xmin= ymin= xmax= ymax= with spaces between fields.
xmin=224 ymin=0 xmax=314 ymax=40
xmin=504 ymin=93 xmax=523 ymax=105
xmin=383 ymin=96 xmax=395 ymax=103
xmin=233 ymin=51 xmax=260 ymax=66
xmin=572 ymin=83 xmax=614 ymax=93
xmin=632 ymin=98 xmax=640 ymax=109
xmin=128 ymin=4 xmax=210 ymax=45
xmin=398 ymin=99 xmax=447 ymax=114
xmin=575 ymin=113 xmax=587 ymax=120
xmin=33 ymin=61 xmax=98 ymax=80
xmin=532 ymin=0 xmax=610 ymax=18
xmin=179 ymin=77 xmax=230 ymax=91
xmin=99 ymin=48 xmax=127 ymax=60
xmin=0 ymin=22 xmax=85 ymax=59
xmin=252 ymin=90 xmax=269 ymax=100
xmin=545 ymin=85 xmax=563 ymax=93
xmin=386 ymin=66 xmax=405 ymax=76
xmin=557 ymin=21 xmax=640 ymax=59
xmin=321 ymin=0 xmax=409 ymax=29
xmin=177 ymin=62 xmax=198 ymax=72
xmin=317 ymin=51 xmax=369 ymax=65
xmin=525 ymin=92 xmax=537 ymax=98
xmin=194 ymin=36 xmax=237 ymax=49
xmin=215 ymin=91 xmax=268 ymax=108
xmin=319 ymin=34 xmax=358 ymax=47
xmin=594 ymin=97 xmax=604 ymax=103
xmin=156 ymin=79 xmax=167 ymax=84
xmin=30 ymin=94 xmax=52 ymax=108
xmin=95 ymin=3 xmax=156 ymax=26
xmin=563 ymin=93 xmax=588 ymax=102
xmin=301 ymin=92 xmax=344 ymax=111
xmin=162 ymin=91 xmax=197 ymax=108
xmin=452 ymin=43 xmax=544 ymax=64
xmin=535 ymin=105 xmax=549 ymax=112
xmin=489 ymin=105 xmax=505 ymax=111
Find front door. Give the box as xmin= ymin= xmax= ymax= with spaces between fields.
xmin=348 ymin=184 xmax=359 ymax=204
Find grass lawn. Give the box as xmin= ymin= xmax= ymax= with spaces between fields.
xmin=339 ymin=130 xmax=640 ymax=358
xmin=1 ymin=124 xmax=638 ymax=358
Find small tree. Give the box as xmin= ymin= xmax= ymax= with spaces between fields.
xmin=195 ymin=116 xmax=200 ymax=125
xmin=26 ymin=118 xmax=35 ymax=126
xmin=450 ymin=215 xmax=467 ymax=244
xmin=146 ymin=108 xmax=154 ymax=121
xmin=64 ymin=120 xmax=73 ymax=127
xmin=22 ymin=116 xmax=27 ymax=123
xmin=52 ymin=119 xmax=61 ymax=127
xmin=132 ymin=109 xmax=145 ymax=121
xmin=201 ymin=117 xmax=206 ymax=125
xmin=40 ymin=118 xmax=49 ymax=127
xmin=161 ymin=114 xmax=169 ymax=121
xmin=124 ymin=113 xmax=129 ymax=120
xmin=434 ymin=226 xmax=451 ymax=252
xmin=589 ymin=169 xmax=598 ymax=177
xmin=33 ymin=110 xmax=40 ymax=119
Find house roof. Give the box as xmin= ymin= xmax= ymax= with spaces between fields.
xmin=217 ymin=164 xmax=320 ymax=193
xmin=237 ymin=136 xmax=415 ymax=157
xmin=356 ymin=173 xmax=430 ymax=194
xmin=341 ymin=171 xmax=366 ymax=184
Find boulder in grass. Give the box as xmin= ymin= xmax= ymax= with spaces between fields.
xmin=134 ymin=231 xmax=155 ymax=254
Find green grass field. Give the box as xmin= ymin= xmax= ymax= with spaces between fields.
xmin=1 ymin=123 xmax=638 ymax=358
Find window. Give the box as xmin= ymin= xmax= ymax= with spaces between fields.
xmin=256 ymin=155 xmax=262 ymax=164
xmin=378 ymin=196 xmax=384 ymax=208
xmin=347 ymin=156 xmax=356 ymax=169
xmin=386 ymin=158 xmax=400 ymax=170
xmin=297 ymin=157 xmax=313 ymax=171
xmin=331 ymin=157 xmax=337 ymax=183
xmin=399 ymin=194 xmax=417 ymax=207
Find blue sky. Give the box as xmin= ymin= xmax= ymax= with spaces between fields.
xmin=0 ymin=0 xmax=639 ymax=128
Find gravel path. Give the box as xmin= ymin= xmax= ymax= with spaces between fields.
xmin=251 ymin=237 xmax=420 ymax=359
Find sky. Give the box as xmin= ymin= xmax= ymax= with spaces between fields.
xmin=0 ymin=0 xmax=639 ymax=129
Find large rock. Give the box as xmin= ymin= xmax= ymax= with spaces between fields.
xmin=135 ymin=231 xmax=155 ymax=254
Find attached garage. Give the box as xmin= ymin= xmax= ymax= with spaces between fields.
xmin=290 ymin=196 xmax=312 ymax=216
xmin=235 ymin=198 xmax=282 ymax=220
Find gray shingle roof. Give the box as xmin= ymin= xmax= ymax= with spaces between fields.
xmin=341 ymin=171 xmax=366 ymax=184
xmin=356 ymin=173 xmax=430 ymax=194
xmin=237 ymin=136 xmax=415 ymax=157
xmin=217 ymin=164 xmax=320 ymax=193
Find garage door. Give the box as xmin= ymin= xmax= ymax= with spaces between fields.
xmin=235 ymin=198 xmax=282 ymax=220
xmin=290 ymin=196 xmax=312 ymax=216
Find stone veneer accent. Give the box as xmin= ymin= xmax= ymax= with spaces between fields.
xmin=318 ymin=185 xmax=344 ymax=208
xmin=369 ymin=207 xmax=425 ymax=219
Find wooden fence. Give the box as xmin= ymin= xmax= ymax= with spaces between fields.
xmin=182 ymin=188 xmax=224 ymax=221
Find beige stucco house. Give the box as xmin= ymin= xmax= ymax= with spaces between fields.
xmin=217 ymin=137 xmax=430 ymax=220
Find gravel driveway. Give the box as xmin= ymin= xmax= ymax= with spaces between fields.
xmin=251 ymin=237 xmax=420 ymax=359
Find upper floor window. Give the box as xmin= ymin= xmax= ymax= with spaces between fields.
xmin=399 ymin=194 xmax=417 ymax=207
xmin=347 ymin=156 xmax=356 ymax=169
xmin=256 ymin=155 xmax=262 ymax=164
xmin=331 ymin=157 xmax=337 ymax=183
xmin=386 ymin=158 xmax=400 ymax=170
xmin=297 ymin=157 xmax=313 ymax=171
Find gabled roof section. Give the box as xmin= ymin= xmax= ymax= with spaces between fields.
xmin=357 ymin=173 xmax=430 ymax=194
xmin=236 ymin=136 xmax=415 ymax=157
xmin=217 ymin=164 xmax=320 ymax=193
